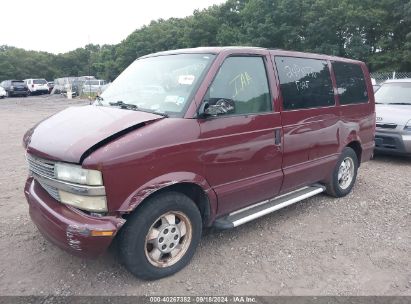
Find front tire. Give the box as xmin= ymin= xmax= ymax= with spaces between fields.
xmin=326 ymin=147 xmax=358 ymax=197
xmin=118 ymin=192 xmax=202 ymax=280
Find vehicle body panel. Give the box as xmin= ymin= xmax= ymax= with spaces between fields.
xmin=269 ymin=50 xmax=375 ymax=191
xmin=24 ymin=177 xmax=124 ymax=257
xmin=23 ymin=47 xmax=375 ymax=257
xmin=25 ymin=105 xmax=164 ymax=163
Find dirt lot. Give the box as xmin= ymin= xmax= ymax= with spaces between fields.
xmin=0 ymin=95 xmax=410 ymax=296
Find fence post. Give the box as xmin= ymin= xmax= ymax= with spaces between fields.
xmin=392 ymin=71 xmax=396 ymax=79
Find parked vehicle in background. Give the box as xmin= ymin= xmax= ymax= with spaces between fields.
xmin=47 ymin=81 xmax=54 ymax=94
xmin=374 ymin=79 xmax=411 ymax=155
xmin=24 ymin=79 xmax=49 ymax=95
xmin=373 ymin=84 xmax=381 ymax=92
xmin=23 ymin=47 xmax=375 ymax=280
xmin=82 ymin=79 xmax=106 ymax=95
xmin=0 ymin=86 xmax=6 ymax=98
xmin=0 ymin=80 xmax=29 ymax=97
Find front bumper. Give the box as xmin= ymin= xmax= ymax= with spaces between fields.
xmin=24 ymin=177 xmax=125 ymax=257
xmin=375 ymin=129 xmax=411 ymax=155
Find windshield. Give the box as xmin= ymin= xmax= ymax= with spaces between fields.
xmin=100 ymin=53 xmax=215 ymax=116
xmin=375 ymin=82 xmax=411 ymax=105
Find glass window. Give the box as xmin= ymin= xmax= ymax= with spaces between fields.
xmin=332 ymin=62 xmax=368 ymax=104
xmin=275 ymin=56 xmax=334 ymax=110
xmin=374 ymin=82 xmax=411 ymax=105
xmin=101 ymin=54 xmax=215 ymax=117
xmin=204 ymin=56 xmax=271 ymax=116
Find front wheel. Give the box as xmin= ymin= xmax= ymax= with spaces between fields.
xmin=326 ymin=147 xmax=358 ymax=197
xmin=118 ymin=192 xmax=202 ymax=280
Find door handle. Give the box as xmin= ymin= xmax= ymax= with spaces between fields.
xmin=274 ymin=129 xmax=282 ymax=145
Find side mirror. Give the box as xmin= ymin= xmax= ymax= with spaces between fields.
xmin=198 ymin=98 xmax=235 ymax=118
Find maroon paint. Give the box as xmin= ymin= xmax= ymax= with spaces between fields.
xmin=23 ymin=47 xmax=375 ymax=257
xmin=24 ymin=177 xmax=124 ymax=257
xmin=25 ymin=105 xmax=163 ymax=162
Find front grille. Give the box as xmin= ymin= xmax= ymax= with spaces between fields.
xmin=376 ymin=123 xmax=397 ymax=129
xmin=27 ymin=154 xmax=55 ymax=179
xmin=27 ymin=154 xmax=60 ymax=201
xmin=375 ymin=135 xmax=398 ymax=149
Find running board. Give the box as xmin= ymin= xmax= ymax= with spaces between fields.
xmin=213 ymin=184 xmax=326 ymax=229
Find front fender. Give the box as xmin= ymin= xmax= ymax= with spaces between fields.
xmin=118 ymin=172 xmax=218 ymax=222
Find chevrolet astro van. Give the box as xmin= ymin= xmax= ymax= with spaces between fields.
xmin=23 ymin=47 xmax=375 ymax=280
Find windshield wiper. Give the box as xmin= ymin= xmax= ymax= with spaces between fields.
xmin=137 ymin=108 xmax=169 ymax=117
xmin=388 ymin=102 xmax=411 ymax=105
xmin=109 ymin=101 xmax=138 ymax=110
xmin=109 ymin=101 xmax=168 ymax=117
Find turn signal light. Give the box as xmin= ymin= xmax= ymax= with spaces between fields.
xmin=90 ymin=230 xmax=115 ymax=237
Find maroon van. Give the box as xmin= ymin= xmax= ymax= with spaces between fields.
xmin=23 ymin=47 xmax=375 ymax=279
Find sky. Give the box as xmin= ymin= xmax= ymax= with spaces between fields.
xmin=0 ymin=0 xmax=226 ymax=54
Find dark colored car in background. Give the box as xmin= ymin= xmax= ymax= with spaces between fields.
xmin=0 ymin=80 xmax=29 ymax=97
xmin=23 ymin=47 xmax=375 ymax=280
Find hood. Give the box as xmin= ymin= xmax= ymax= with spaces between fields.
xmin=375 ymin=104 xmax=411 ymax=126
xmin=25 ymin=105 xmax=163 ymax=163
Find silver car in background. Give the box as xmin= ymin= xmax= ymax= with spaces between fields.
xmin=82 ymin=79 xmax=107 ymax=95
xmin=374 ymin=79 xmax=411 ymax=155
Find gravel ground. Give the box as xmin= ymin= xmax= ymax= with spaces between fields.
xmin=0 ymin=95 xmax=410 ymax=296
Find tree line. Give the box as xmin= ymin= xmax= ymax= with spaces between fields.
xmin=1 ymin=0 xmax=410 ymax=82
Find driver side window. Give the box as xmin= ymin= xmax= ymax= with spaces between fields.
xmin=204 ymin=56 xmax=272 ymax=116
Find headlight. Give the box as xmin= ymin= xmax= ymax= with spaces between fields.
xmin=55 ymin=163 xmax=103 ymax=186
xmin=59 ymin=190 xmax=107 ymax=212
xmin=405 ymin=120 xmax=411 ymax=131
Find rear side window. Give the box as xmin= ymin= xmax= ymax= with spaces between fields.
xmin=332 ymin=62 xmax=368 ymax=104
xmin=205 ymin=56 xmax=271 ymax=115
xmin=275 ymin=56 xmax=334 ymax=110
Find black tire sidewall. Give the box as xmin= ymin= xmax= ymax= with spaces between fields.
xmin=118 ymin=192 xmax=202 ymax=280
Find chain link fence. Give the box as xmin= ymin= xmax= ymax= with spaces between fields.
xmin=370 ymin=72 xmax=411 ymax=84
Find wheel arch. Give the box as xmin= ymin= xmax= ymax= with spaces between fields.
xmin=342 ymin=129 xmax=363 ymax=166
xmin=119 ymin=172 xmax=217 ymax=226
xmin=346 ymin=140 xmax=362 ymax=166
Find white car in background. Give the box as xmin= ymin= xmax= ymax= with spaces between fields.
xmin=24 ymin=79 xmax=49 ymax=95
xmin=82 ymin=79 xmax=107 ymax=94
xmin=375 ymin=79 xmax=411 ymax=156
xmin=0 ymin=86 xmax=6 ymax=98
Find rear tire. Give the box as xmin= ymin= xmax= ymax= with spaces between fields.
xmin=326 ymin=147 xmax=358 ymax=197
xmin=118 ymin=192 xmax=202 ymax=280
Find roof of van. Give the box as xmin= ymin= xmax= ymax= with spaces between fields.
xmin=140 ymin=46 xmax=364 ymax=64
